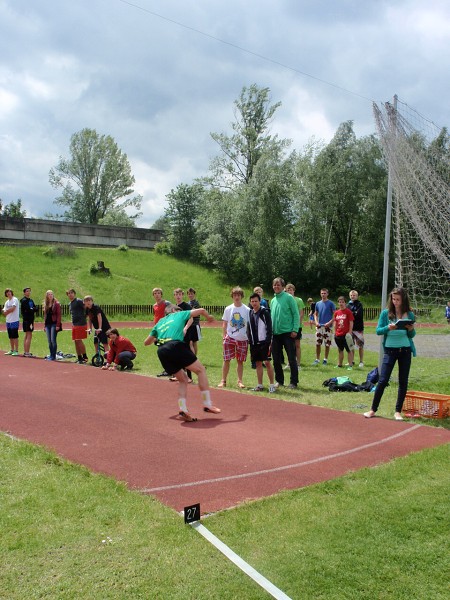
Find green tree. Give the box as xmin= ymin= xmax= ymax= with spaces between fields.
xmin=164 ymin=183 xmax=202 ymax=260
xmin=0 ymin=198 xmax=27 ymax=218
xmin=49 ymin=128 xmax=142 ymax=225
xmin=207 ymin=84 xmax=289 ymax=189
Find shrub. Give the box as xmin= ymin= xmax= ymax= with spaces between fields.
xmin=43 ymin=244 xmax=76 ymax=258
xmin=117 ymin=244 xmax=129 ymax=252
xmin=89 ymin=262 xmax=111 ymax=277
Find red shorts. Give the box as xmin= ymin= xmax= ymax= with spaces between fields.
xmin=72 ymin=325 xmax=88 ymax=341
xmin=223 ymin=335 xmax=248 ymax=362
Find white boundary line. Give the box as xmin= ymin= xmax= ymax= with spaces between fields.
xmin=191 ymin=521 xmax=292 ymax=600
xmin=141 ymin=425 xmax=422 ymax=493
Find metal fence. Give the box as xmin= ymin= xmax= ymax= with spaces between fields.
xmin=34 ymin=304 xmax=431 ymax=320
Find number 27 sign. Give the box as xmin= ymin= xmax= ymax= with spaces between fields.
xmin=184 ymin=503 xmax=200 ymax=524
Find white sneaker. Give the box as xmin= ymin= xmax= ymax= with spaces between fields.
xmin=269 ymin=384 xmax=276 ymax=393
xmin=283 ymin=364 xmax=290 ymax=370
xmin=359 ymin=362 xmax=364 ymax=368
xmin=312 ymin=359 xmax=320 ymax=366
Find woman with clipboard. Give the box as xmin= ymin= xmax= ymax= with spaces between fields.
xmin=364 ymin=287 xmax=416 ymax=421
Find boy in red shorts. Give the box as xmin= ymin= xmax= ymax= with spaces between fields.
xmin=67 ymin=289 xmax=88 ymax=363
xmin=218 ymin=287 xmax=250 ymax=389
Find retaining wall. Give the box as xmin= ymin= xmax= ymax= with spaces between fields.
xmin=0 ymin=217 xmax=163 ymax=249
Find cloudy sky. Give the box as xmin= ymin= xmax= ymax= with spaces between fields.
xmin=1 ymin=0 xmax=448 ymax=227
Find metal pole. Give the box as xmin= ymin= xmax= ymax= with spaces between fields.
xmin=379 ymin=95 xmax=397 ymax=367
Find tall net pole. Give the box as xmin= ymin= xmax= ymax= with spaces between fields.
xmin=373 ymin=97 xmax=450 ymax=321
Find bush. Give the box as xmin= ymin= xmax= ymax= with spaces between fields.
xmin=117 ymin=244 xmax=129 ymax=252
xmin=154 ymin=241 xmax=172 ymax=255
xmin=89 ymin=262 xmax=111 ymax=277
xmin=43 ymin=244 xmax=76 ymax=258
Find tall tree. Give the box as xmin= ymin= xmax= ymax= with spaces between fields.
xmin=207 ymin=84 xmax=290 ymax=189
xmin=164 ymin=183 xmax=202 ymax=260
xmin=49 ymin=128 xmax=142 ymax=225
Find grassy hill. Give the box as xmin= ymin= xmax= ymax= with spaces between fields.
xmin=0 ymin=244 xmax=235 ymax=307
xmin=0 ymin=243 xmax=383 ymax=310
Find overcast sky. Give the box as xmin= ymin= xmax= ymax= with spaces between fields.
xmin=1 ymin=0 xmax=448 ymax=227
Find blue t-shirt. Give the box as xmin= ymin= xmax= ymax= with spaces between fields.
xmin=315 ymin=300 xmax=336 ymax=326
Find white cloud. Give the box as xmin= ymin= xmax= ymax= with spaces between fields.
xmin=0 ymin=0 xmax=448 ymax=225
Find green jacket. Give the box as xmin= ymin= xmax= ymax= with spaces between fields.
xmin=376 ymin=309 xmax=417 ymax=357
xmin=270 ymin=291 xmax=300 ymax=335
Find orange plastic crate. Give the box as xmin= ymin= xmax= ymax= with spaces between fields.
xmin=402 ymin=390 xmax=450 ymax=419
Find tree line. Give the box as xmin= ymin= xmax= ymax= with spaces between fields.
xmin=159 ymin=84 xmax=389 ymax=294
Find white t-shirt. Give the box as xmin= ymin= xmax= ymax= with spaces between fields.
xmin=4 ymin=296 xmax=19 ymax=323
xmin=222 ymin=303 xmax=250 ymax=341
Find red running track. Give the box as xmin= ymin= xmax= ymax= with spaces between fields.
xmin=1 ymin=353 xmax=449 ymax=515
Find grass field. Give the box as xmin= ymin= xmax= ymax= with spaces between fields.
xmin=1 ymin=244 xmax=449 ymax=598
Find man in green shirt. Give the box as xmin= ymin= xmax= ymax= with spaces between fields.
xmin=270 ymin=277 xmax=300 ymax=389
xmin=144 ymin=304 xmax=221 ymax=422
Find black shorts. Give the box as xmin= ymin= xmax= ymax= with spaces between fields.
xmin=157 ymin=340 xmax=197 ymax=375
xmin=250 ymin=342 xmax=272 ymax=363
xmin=23 ymin=321 xmax=35 ymax=333
xmin=94 ymin=331 xmax=108 ymax=345
xmin=186 ymin=323 xmax=201 ymax=343
xmin=335 ymin=336 xmax=350 ymax=352
xmin=7 ymin=327 xmax=19 ymax=339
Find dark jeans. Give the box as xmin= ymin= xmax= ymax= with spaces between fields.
xmin=45 ymin=324 xmax=58 ymax=360
xmin=371 ymin=347 xmax=412 ymax=413
xmin=117 ymin=351 xmax=136 ymax=368
xmin=272 ymin=333 xmax=298 ymax=386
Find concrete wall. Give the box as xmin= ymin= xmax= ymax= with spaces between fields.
xmin=0 ymin=217 xmax=164 ymax=249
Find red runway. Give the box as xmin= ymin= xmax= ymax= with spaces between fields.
xmin=1 ymin=354 xmax=448 ymax=515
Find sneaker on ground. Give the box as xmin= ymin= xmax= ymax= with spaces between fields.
xmin=322 ymin=359 xmax=328 ymax=365
xmin=273 ymin=382 xmax=281 ymax=389
xmin=11 ymin=351 xmax=19 ymax=356
xmin=347 ymin=366 xmax=353 ymax=371
xmin=334 ymin=365 xmax=343 ymax=369
xmin=269 ymin=384 xmax=276 ymax=393
xmin=286 ymin=383 xmax=297 ymax=389
xmin=252 ymin=385 xmax=264 ymax=392
xmin=157 ymin=371 xmax=169 ymax=377
xmin=283 ymin=364 xmax=290 ymax=370
xmin=312 ymin=359 xmax=320 ymax=365
xmin=359 ymin=362 xmax=364 ymax=368
xmin=5 ymin=350 xmax=13 ymax=355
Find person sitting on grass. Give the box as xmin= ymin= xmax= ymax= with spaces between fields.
xmin=144 ymin=304 xmax=221 ymax=422
xmin=102 ymin=328 xmax=137 ymax=371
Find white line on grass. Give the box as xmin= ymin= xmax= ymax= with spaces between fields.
xmin=191 ymin=521 xmax=292 ymax=600
xmin=141 ymin=424 xmax=422 ymax=493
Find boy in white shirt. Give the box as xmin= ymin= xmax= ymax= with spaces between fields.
xmin=218 ymin=287 xmax=250 ymax=389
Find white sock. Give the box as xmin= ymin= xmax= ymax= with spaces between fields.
xmin=178 ymin=398 xmax=187 ymax=412
xmin=201 ymin=390 xmax=212 ymax=407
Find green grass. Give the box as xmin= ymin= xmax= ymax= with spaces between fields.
xmin=1 ymin=435 xmax=448 ymax=599
xmin=0 ymin=245 xmax=243 ymax=308
xmin=1 ymin=244 xmax=449 ymax=597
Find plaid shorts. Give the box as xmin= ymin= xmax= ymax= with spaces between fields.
xmin=223 ymin=335 xmax=248 ymax=362
xmin=351 ymin=330 xmax=365 ymax=348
